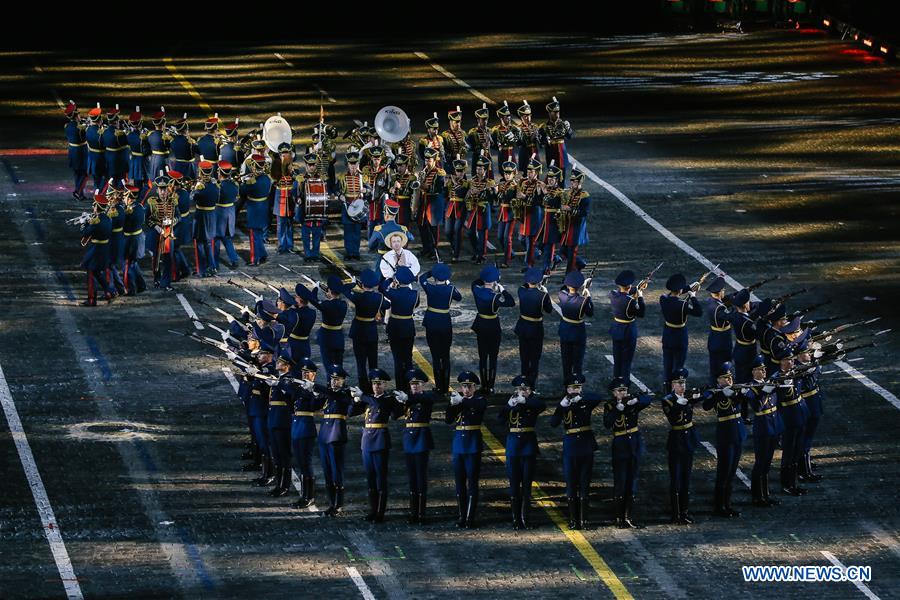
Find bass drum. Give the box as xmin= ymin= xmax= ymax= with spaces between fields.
xmin=346 ymin=198 xmax=367 ymax=223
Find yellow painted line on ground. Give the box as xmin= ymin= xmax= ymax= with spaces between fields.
xmin=166 ymin=61 xmax=632 ymax=600
xmin=164 ymin=57 xmax=214 ymax=116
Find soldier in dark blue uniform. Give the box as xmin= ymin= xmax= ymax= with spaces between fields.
xmin=291 ymin=358 xmax=326 ymax=509
xmin=126 ymin=108 xmax=149 ymax=191
xmin=267 ymin=352 xmax=298 ymax=497
xmin=499 ymin=375 xmax=547 ymax=529
xmin=419 ymin=263 xmax=462 ymax=394
xmin=102 ymin=106 xmax=129 ymax=181
xmin=351 ymin=369 xmax=405 ymax=523
xmin=659 ymin=273 xmax=703 ymax=392
xmin=239 ymin=155 xmax=272 ymax=266
xmin=80 ymin=194 xmax=116 ymax=306
xmin=146 ymin=109 xmax=170 ymax=183
xmin=741 ymin=355 xmax=784 ymax=507
xmin=191 ymin=161 xmax=220 ymax=276
xmin=121 ymin=185 xmax=147 ymax=295
xmin=63 ymin=102 xmax=88 ymax=201
xmin=539 ymin=97 xmax=575 ymax=183
xmin=85 ymin=107 xmax=106 ymax=191
xmin=105 ymin=184 xmax=127 ymax=296
xmin=560 ymin=169 xmax=590 ymax=273
xmin=197 ymin=115 xmax=220 ymax=168
xmin=168 ymin=116 xmax=197 ymax=180
xmin=214 ymin=161 xmax=240 ymax=268
xmin=309 ymin=275 xmax=348 ymax=375
xmin=609 ymin=270 xmax=647 ymax=385
xmin=728 ymin=288 xmax=757 ymax=422
xmin=796 ymin=334 xmax=824 ymax=484
xmin=705 ymin=276 xmax=734 ymax=386
xmin=219 ymin=120 xmax=239 ymax=167
xmin=471 ymin=265 xmax=516 ymax=393
xmin=382 ymin=266 xmax=420 ymax=392
xmin=537 ymin=163 xmax=563 ymax=271
xmin=318 ymin=366 xmax=355 ymax=516
xmin=280 ymin=285 xmax=316 ymax=362
xmin=772 ymin=347 xmax=809 ymax=497
xmin=271 ymin=144 xmax=298 ymax=255
xmin=249 ymin=328 xmax=277 ymax=487
xmin=447 ymin=371 xmax=488 ymax=528
xmin=514 ymin=267 xmax=553 ymax=386
xmin=558 ymin=270 xmax=594 ymax=379
xmin=341 ymin=269 xmax=391 ymax=394
xmin=398 ymin=368 xmax=436 ymax=523
xmin=604 ymin=377 xmax=653 ymax=529
xmin=550 ymin=373 xmax=601 ymax=530
xmin=661 ymin=368 xmax=704 ymax=524
xmin=169 ymin=171 xmax=193 ymax=279
xmin=702 ymin=361 xmax=747 ymax=517
xmin=759 ymin=303 xmax=789 ymax=373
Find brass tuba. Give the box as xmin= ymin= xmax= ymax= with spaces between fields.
xmin=558 ymin=188 xmax=579 ymax=234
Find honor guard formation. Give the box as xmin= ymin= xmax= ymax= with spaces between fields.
xmin=61 ymin=96 xmax=886 ymax=531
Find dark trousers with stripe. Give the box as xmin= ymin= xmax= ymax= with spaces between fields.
xmin=563 ymin=453 xmax=593 ymax=498
xmin=405 ymin=452 xmax=429 ymax=494
xmin=559 ymin=340 xmax=584 ymax=379
xmin=426 ymin=330 xmax=452 ymax=393
xmin=506 ymin=454 xmax=536 ymax=498
xmin=292 ymin=436 xmax=316 ymax=477
xmin=318 ymin=441 xmax=346 ymax=488
xmin=352 ymin=339 xmax=379 ymax=394
xmin=668 ymin=448 xmax=694 ymax=497
xmin=452 ymin=452 xmax=482 ymax=499
xmin=518 ymin=335 xmax=544 ymax=385
xmin=363 ymin=449 xmax=390 ymax=492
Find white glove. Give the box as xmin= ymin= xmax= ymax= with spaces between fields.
xmin=676 ymin=396 xmax=688 ymax=406
xmin=688 ymin=290 xmax=697 ymax=298
xmin=691 ymin=392 xmax=702 ymax=400
xmin=722 ymin=387 xmax=735 ymax=397
xmin=782 ymin=379 xmax=793 ymax=386
xmin=350 ymin=386 xmax=363 ymax=400
xmin=560 ymin=398 xmax=571 ymax=408
xmin=814 ymin=349 xmax=825 ymax=358
xmin=616 ymin=402 xmax=625 ymax=412
xmin=627 ymin=397 xmax=638 ymax=406
xmin=395 ymin=391 xmax=408 ymax=403
xmin=450 ymin=392 xmax=463 ymax=405
xmin=742 ymin=388 xmax=753 ymax=397
xmin=762 ymin=384 xmax=776 ymax=393
xmin=246 ymin=366 xmax=259 ymax=376
xmin=226 ymin=351 xmax=238 ymax=360
xmin=300 ymin=379 xmax=315 ymax=391
xmin=569 ymin=394 xmax=582 ymax=404
xmin=508 ymin=396 xmax=519 ymax=407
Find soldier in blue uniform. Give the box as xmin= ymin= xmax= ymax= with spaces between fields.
xmin=170 ymin=171 xmax=193 ymax=279
xmin=382 ymin=266 xmax=420 ymax=392
xmin=419 ymin=263 xmax=462 ymax=394
xmin=191 ymin=161 xmax=220 ymax=276
xmin=444 ymin=156 xmax=469 ymax=262
xmin=705 ymin=276 xmax=735 ymax=386
xmin=351 ymin=369 xmax=406 ymax=523
xmin=516 ymin=101 xmax=541 ymax=175
xmin=796 ymin=334 xmax=824 ymax=484
xmin=447 ymin=371 xmax=488 ymax=528
xmin=558 ymin=270 xmax=594 ymax=379
xmin=267 ymin=352 xmax=298 ymax=497
xmin=702 ymin=361 xmax=747 ymax=517
xmin=659 ymin=273 xmax=703 ymax=392
xmin=550 ymin=373 xmax=601 ymax=530
xmin=560 ymin=169 xmax=590 ymax=273
xmin=536 ymin=163 xmax=564 ymax=271
xmin=604 ymin=377 xmax=653 ymax=529
xmin=197 ymin=115 xmax=220 ymax=169
xmin=609 ymin=270 xmax=647 ymax=385
xmin=471 ymin=265 xmax=516 ymax=393
xmin=126 ymin=109 xmax=149 ymax=192
xmin=514 ymin=267 xmax=553 ymax=386
xmin=728 ymin=288 xmax=757 ymax=422
xmin=219 ymin=120 xmax=240 ymax=166
xmin=740 ymin=355 xmax=784 ymax=507
xmin=102 ymin=106 xmax=129 ymax=181
xmin=297 ymin=152 xmax=328 ymax=261
xmin=249 ymin=328 xmax=277 ymax=487
xmin=63 ymin=102 xmax=88 ymax=201
xmin=340 ymin=269 xmax=391 ymax=394
xmin=270 ymin=144 xmax=298 ymax=255
xmin=464 ymin=154 xmax=496 ymax=265
xmin=309 ymin=275 xmax=348 ymax=375
xmin=318 ymin=365 xmax=355 ymax=516
xmin=661 ymin=368 xmax=704 ymax=524
xmin=398 ymin=368 xmax=436 ymax=523
xmin=759 ymin=303 xmax=789 ymax=373
xmin=279 ymin=285 xmax=316 ymax=362
xmin=147 ymin=109 xmax=170 ymax=183
xmin=214 ymin=160 xmax=240 ymax=269
xmin=772 ymin=347 xmax=809 ymax=497
xmin=517 ymin=157 xmax=545 ymax=268
xmin=168 ymin=116 xmax=197 ymax=180
xmin=336 ymin=150 xmax=365 ymax=261
xmin=121 ymin=185 xmax=147 ymax=295
xmin=105 ymin=184 xmax=127 ymax=296
xmin=499 ymin=375 xmax=547 ymax=529
xmin=539 ymin=97 xmax=575 ymax=184
xmin=290 ymin=358 xmax=325 ymax=509
xmin=239 ymin=155 xmax=272 ymax=266
xmin=85 ymin=106 xmax=106 ymax=191
xmin=80 ymin=194 xmax=116 ymax=306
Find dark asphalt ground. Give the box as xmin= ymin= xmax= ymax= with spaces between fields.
xmin=1 ymin=31 xmax=899 ymax=599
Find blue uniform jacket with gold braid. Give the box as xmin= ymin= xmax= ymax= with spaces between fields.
xmin=446 ymin=395 xmax=487 ymax=455
xmin=550 ymin=393 xmax=601 ymax=457
xmin=401 ymin=391 xmax=436 ymax=454
xmin=498 ymin=394 xmax=547 ymax=457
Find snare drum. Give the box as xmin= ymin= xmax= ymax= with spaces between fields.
xmin=346 ymin=198 xmax=367 ymax=223
xmin=304 ymin=179 xmax=328 ymax=220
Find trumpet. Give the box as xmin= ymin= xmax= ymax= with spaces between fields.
xmin=66 ymin=212 xmax=94 ymax=226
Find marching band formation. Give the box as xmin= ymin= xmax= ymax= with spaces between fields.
xmin=61 ymin=98 xmax=883 ymax=530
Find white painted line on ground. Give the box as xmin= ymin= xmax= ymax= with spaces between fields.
xmin=346 ymin=566 xmax=376 ymax=600
xmin=176 ymin=293 xmax=204 ymax=330
xmin=0 ymin=363 xmax=84 ymax=600
xmin=834 ymin=361 xmax=900 ymax=411
xmin=603 ymin=354 xmax=751 ymax=489
xmin=820 ymin=551 xmax=880 ymax=600
xmin=414 ymin=51 xmax=494 ymax=104
xmin=345 ymin=531 xmax=409 ymax=600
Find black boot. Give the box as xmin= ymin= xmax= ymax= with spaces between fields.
xmin=670 ymin=491 xmax=681 ymax=523
xmin=464 ymin=495 xmax=478 ymax=529
xmin=792 ymin=462 xmax=807 ymax=495
xmin=520 ymin=496 xmax=532 ymax=529
xmin=762 ymin=476 xmax=779 ymax=506
xmin=364 ymin=489 xmax=378 ymax=522
xmin=407 ymin=493 xmax=420 ymax=524
xmin=801 ymin=453 xmax=822 ymax=483
xmin=456 ymin=495 xmax=467 ymax=528
xmin=254 ymin=456 xmax=275 ymax=486
xmin=511 ymin=496 xmax=522 ymax=530
xmin=418 ymin=493 xmax=427 ymax=525
xmin=578 ymin=496 xmax=589 ymax=530
xmin=724 ymin=486 xmax=740 ymax=517
xmin=622 ymin=493 xmax=638 ymax=528
xmin=714 ymin=486 xmax=730 ymax=517
xmin=680 ymin=492 xmax=694 ymax=524
xmin=782 ymin=465 xmax=802 ymax=496
xmin=568 ymin=496 xmax=579 ymax=529
xmin=305 ymin=476 xmax=316 ymax=507
xmin=324 ymin=484 xmax=337 ymax=516
xmin=615 ymin=495 xmax=627 ymax=528
xmin=242 ymin=444 xmax=261 ymax=471
xmin=751 ymin=475 xmax=768 ymax=507
xmin=374 ymin=491 xmax=388 ymax=523
xmin=268 ymin=466 xmax=290 ymax=497
xmin=292 ymin=476 xmax=309 ymax=508
xmin=333 ymin=486 xmax=344 ymax=516
xmin=242 ymin=460 xmax=262 ymax=472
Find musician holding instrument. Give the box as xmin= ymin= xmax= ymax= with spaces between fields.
xmin=463 ymin=153 xmax=496 ymax=265
xmin=495 ymin=160 xmax=519 ymax=268
xmin=491 ymin=101 xmax=520 ymax=170
xmin=297 ymin=150 xmax=329 ymax=262
xmin=470 ymin=265 xmax=516 ymax=394
xmin=85 ymin=106 xmax=107 ymax=191
xmin=146 ymin=172 xmax=179 ymax=291
xmin=101 ymin=106 xmax=129 ymax=182
xmin=336 ymin=149 xmax=366 ymax=260
xmin=444 ymin=156 xmax=470 ymax=263
xmin=218 ymin=120 xmax=240 ymax=168
xmin=79 ymin=190 xmax=116 ymax=306
xmin=516 ymin=156 xmax=545 ymax=268
xmin=121 ymin=184 xmax=147 ymax=295
xmin=269 ymin=144 xmax=298 ymax=256
xmin=608 ymin=269 xmax=648 ymax=385
xmin=105 ymin=183 xmax=127 ymax=295
xmin=390 ymin=154 xmax=418 ymax=227
xmin=539 ymin=97 xmax=575 ymax=186
xmin=192 ymin=160 xmax=221 ymax=275
xmin=536 ymin=162 xmax=564 ymax=273
xmin=442 ymin=107 xmax=469 ymax=173
xmin=362 ymin=146 xmax=391 ymax=241
xmin=197 ymin=115 xmax=221 ymax=173
xmin=239 ymin=154 xmax=273 ymax=266
xmin=168 ymin=116 xmax=198 ymax=180
xmin=516 ymin=101 xmax=540 ymax=176
xmin=466 ymin=104 xmax=493 ymax=178
xmin=147 ymin=108 xmax=170 ymax=183
xmin=418 ymin=113 xmax=445 ymax=168
xmin=559 ymin=169 xmax=590 ymax=273
xmin=170 ymin=171 xmax=193 ymax=279
xmin=124 ymin=108 xmax=149 ymax=192
xmin=415 ymin=147 xmax=447 ymax=261
xmin=215 ymin=160 xmax=241 ymax=269
xmin=63 ymin=101 xmax=89 ymax=201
